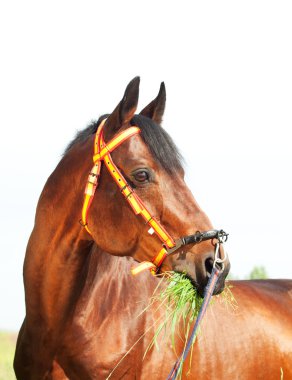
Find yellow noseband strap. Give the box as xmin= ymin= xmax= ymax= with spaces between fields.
xmin=81 ymin=118 xmax=176 ymax=275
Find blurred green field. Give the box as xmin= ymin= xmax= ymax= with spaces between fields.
xmin=0 ymin=331 xmax=17 ymax=380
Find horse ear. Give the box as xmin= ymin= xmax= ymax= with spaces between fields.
xmin=140 ymin=82 xmax=166 ymax=125
xmin=104 ymin=77 xmax=140 ymax=139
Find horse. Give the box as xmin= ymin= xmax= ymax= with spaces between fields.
xmin=44 ymin=246 xmax=292 ymax=380
xmin=14 ymin=77 xmax=231 ymax=380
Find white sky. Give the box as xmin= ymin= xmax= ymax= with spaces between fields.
xmin=0 ymin=1 xmax=291 ymax=330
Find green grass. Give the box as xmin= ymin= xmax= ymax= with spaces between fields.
xmin=145 ymin=273 xmax=203 ymax=352
xmin=143 ymin=272 xmax=237 ymax=377
xmin=0 ymin=331 xmax=17 ymax=380
xmin=141 ymin=272 xmax=204 ymax=377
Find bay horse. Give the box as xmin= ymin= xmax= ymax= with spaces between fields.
xmin=14 ymin=78 xmax=292 ymax=379
xmin=14 ymin=77 xmax=231 ymax=379
xmin=47 ymin=248 xmax=292 ymax=380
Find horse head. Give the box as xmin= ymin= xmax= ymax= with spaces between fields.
xmin=80 ymin=77 xmax=230 ymax=295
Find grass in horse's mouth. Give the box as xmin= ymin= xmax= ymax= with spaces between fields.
xmin=144 ymin=272 xmax=203 ymax=357
xmin=174 ymin=271 xmax=200 ymax=291
xmin=143 ymin=272 xmax=237 ymax=377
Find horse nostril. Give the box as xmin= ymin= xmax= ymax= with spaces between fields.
xmin=205 ymin=257 xmax=213 ymax=277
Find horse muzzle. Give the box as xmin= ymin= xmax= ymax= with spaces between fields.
xmin=165 ymin=229 xmax=230 ymax=296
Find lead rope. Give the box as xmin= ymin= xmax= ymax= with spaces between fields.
xmin=166 ymin=243 xmax=225 ymax=380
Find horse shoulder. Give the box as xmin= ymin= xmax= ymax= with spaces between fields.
xmin=187 ymin=280 xmax=292 ymax=379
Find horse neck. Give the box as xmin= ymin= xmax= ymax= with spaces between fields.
xmin=82 ymin=244 xmax=157 ymax=310
xmin=23 ymin=141 xmax=93 ymax=327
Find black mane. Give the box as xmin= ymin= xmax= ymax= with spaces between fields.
xmin=65 ymin=114 xmax=184 ymax=174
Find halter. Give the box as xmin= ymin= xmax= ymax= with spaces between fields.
xmin=81 ymin=118 xmax=228 ymax=275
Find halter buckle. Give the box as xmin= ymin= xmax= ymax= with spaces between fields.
xmin=79 ymin=219 xmax=88 ymax=227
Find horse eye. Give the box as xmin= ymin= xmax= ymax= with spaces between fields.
xmin=133 ymin=170 xmax=149 ymax=183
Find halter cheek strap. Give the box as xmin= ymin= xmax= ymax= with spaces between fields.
xmin=81 ymin=119 xmax=176 ymax=275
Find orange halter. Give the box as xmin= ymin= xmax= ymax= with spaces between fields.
xmin=81 ymin=119 xmax=176 ymax=275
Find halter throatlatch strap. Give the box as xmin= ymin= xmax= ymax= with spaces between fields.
xmin=81 ymin=118 xmax=175 ymax=275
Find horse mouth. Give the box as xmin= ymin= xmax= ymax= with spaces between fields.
xmin=173 ymin=271 xmax=203 ymax=298
xmin=173 ymin=271 xmax=225 ymax=297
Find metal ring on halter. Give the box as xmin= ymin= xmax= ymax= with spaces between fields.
xmin=213 ymin=242 xmax=228 ymax=272
xmin=218 ymin=230 xmax=229 ymax=243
